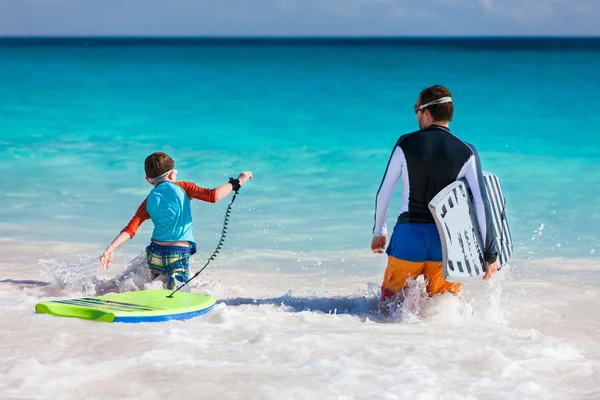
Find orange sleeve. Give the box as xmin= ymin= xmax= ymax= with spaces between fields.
xmin=175 ymin=181 xmax=216 ymax=203
xmin=121 ymin=199 xmax=150 ymax=238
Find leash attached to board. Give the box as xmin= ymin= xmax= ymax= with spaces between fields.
xmin=167 ymin=178 xmax=240 ymax=298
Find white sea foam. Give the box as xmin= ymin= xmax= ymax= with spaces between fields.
xmin=1 ymin=241 xmax=599 ymax=399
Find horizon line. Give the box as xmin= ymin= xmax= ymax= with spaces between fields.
xmin=1 ymin=35 xmax=599 ymax=39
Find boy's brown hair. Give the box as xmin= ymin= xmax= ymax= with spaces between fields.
xmin=144 ymin=152 xmax=175 ymax=179
xmin=418 ymin=85 xmax=454 ymax=122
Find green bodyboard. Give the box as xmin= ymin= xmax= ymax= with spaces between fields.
xmin=35 ymin=289 xmax=217 ymax=323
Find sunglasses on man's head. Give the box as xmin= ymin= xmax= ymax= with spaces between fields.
xmin=413 ymin=97 xmax=453 ymax=114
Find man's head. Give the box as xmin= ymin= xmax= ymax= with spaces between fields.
xmin=144 ymin=152 xmax=177 ymax=185
xmin=414 ymin=85 xmax=453 ymax=129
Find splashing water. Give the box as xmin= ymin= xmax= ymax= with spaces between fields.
xmin=38 ymin=252 xmax=162 ymax=296
xmin=368 ymin=271 xmax=509 ymax=328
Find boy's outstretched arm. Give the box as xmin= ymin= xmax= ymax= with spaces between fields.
xmin=100 ymin=199 xmax=150 ymax=270
xmin=100 ymin=232 xmax=131 ymax=270
xmin=214 ymin=171 xmax=253 ymax=201
xmin=177 ymin=172 xmax=253 ymax=203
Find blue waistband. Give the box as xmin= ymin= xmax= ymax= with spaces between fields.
xmin=147 ymin=241 xmax=196 ymax=255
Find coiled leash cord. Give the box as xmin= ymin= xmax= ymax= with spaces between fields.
xmin=167 ymin=178 xmax=240 ymax=298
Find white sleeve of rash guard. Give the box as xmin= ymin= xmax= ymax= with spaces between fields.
xmin=373 ymin=146 xmax=404 ymax=237
xmin=463 ymin=155 xmax=487 ymax=245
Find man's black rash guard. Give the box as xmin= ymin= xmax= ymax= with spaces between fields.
xmin=373 ymin=124 xmax=498 ymax=263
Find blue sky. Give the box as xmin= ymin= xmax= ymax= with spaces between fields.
xmin=0 ymin=0 xmax=598 ymax=36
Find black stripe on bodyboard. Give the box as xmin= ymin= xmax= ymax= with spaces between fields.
xmin=488 ymin=176 xmax=510 ymax=265
xmin=445 ymin=222 xmax=452 ymax=244
xmin=55 ymin=298 xmax=160 ymax=312
xmin=485 ymin=175 xmax=508 ymax=265
xmin=79 ymin=298 xmax=160 ymax=310
xmin=465 ymin=259 xmax=472 ymax=275
xmin=490 ymin=176 xmax=513 ymax=260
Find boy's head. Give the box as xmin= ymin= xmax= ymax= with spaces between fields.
xmin=144 ymin=152 xmax=176 ymax=184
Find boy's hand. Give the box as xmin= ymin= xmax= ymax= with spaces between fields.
xmin=238 ymin=171 xmax=253 ymax=186
xmin=100 ymin=249 xmax=114 ymax=270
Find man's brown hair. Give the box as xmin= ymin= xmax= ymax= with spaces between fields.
xmin=418 ymin=85 xmax=454 ymax=122
xmin=144 ymin=152 xmax=175 ymax=179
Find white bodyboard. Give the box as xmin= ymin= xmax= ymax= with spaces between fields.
xmin=428 ymin=172 xmax=513 ymax=281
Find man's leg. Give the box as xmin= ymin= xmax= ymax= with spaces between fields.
xmin=423 ymin=261 xmax=461 ymax=296
xmin=381 ymin=257 xmax=425 ymax=302
xmin=424 ymin=224 xmax=461 ymax=296
xmin=381 ymin=224 xmax=427 ymax=302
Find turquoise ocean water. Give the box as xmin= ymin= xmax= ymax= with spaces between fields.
xmin=1 ymin=38 xmax=599 ymax=266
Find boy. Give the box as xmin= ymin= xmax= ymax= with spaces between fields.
xmin=100 ymin=151 xmax=253 ymax=290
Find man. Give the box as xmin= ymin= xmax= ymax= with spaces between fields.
xmin=371 ymin=85 xmax=499 ymax=303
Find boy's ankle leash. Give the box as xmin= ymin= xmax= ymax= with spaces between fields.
xmin=167 ymin=178 xmax=242 ymax=298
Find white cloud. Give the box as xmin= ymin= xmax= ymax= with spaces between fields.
xmin=479 ymin=0 xmax=494 ymax=11
xmin=475 ymin=0 xmax=597 ymax=22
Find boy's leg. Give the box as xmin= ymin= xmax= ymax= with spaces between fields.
xmin=146 ymin=243 xmax=191 ymax=291
xmin=166 ymin=260 xmax=190 ymax=291
xmin=146 ymin=245 xmax=167 ymax=281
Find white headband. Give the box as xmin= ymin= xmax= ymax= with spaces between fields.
xmin=415 ymin=96 xmax=452 ymax=111
xmin=147 ymin=169 xmax=174 ymax=184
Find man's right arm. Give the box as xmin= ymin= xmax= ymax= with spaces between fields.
xmin=373 ymin=146 xmax=404 ymax=237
